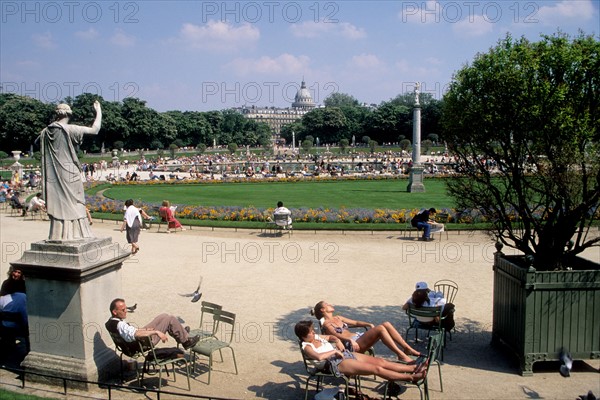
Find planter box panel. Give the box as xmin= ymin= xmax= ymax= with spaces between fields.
xmin=493 ymin=254 xmax=600 ymax=376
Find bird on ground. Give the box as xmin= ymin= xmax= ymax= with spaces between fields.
xmin=579 ymin=390 xmax=596 ymax=400
xmin=559 ymin=348 xmax=573 ymax=377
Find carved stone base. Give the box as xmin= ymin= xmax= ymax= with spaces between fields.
xmin=11 ymin=237 xmax=129 ymax=386
xmin=21 ymin=350 xmax=120 ymax=389
xmin=407 ymin=165 xmax=425 ymax=193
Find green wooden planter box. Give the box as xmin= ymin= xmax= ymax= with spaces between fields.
xmin=492 ymin=249 xmax=600 ymax=376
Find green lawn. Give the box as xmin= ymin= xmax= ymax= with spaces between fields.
xmin=101 ymin=179 xmax=455 ymax=210
xmin=0 ymin=389 xmax=46 ymax=400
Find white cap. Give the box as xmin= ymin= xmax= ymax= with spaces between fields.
xmin=415 ymin=281 xmax=429 ymax=290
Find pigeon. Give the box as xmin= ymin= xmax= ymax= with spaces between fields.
xmin=559 ymin=348 xmax=573 ymax=377
xmin=126 ymin=303 xmax=137 ymax=313
xmin=579 ymin=391 xmax=596 ymax=400
xmin=179 ymin=277 xmax=203 ymax=303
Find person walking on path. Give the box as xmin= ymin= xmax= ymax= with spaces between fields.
xmin=121 ymin=199 xmax=143 ymax=254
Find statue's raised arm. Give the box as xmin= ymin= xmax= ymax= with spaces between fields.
xmin=40 ymin=101 xmax=102 ymax=241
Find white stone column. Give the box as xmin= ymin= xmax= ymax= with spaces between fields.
xmin=407 ymin=84 xmax=425 ymax=192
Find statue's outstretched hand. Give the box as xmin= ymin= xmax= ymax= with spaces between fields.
xmin=93 ymin=100 xmax=101 ymax=113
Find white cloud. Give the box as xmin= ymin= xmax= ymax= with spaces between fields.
xmin=75 ymin=28 xmax=99 ymax=40
xmin=178 ymin=20 xmax=260 ymax=51
xmin=350 ymin=54 xmax=384 ymax=69
xmin=111 ymin=29 xmax=136 ymax=47
xmin=32 ymin=32 xmax=56 ymax=49
xmin=453 ymin=14 xmax=494 ymax=37
xmin=537 ymin=0 xmax=595 ymax=24
xmin=290 ymin=21 xmax=366 ymax=39
xmin=225 ymin=53 xmax=310 ymax=76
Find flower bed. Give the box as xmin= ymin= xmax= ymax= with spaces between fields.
xmin=85 ymin=194 xmax=485 ymax=225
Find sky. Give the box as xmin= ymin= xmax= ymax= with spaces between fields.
xmin=1 ymin=0 xmax=599 ymax=112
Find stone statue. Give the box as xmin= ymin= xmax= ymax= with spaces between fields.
xmin=40 ymin=101 xmax=102 ymax=241
xmin=415 ymin=82 xmax=421 ymax=106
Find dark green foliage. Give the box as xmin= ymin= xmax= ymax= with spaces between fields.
xmin=442 ymin=31 xmax=600 ymax=270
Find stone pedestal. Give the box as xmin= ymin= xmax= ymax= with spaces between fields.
xmin=407 ymin=165 xmax=426 ymax=192
xmin=10 ymin=237 xmax=130 ymax=388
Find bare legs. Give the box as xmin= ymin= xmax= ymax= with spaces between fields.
xmin=338 ymin=353 xmax=425 ymax=382
xmin=357 ymin=322 xmax=420 ymax=362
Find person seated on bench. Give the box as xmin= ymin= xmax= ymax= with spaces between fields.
xmin=296 ymin=320 xmax=426 ymax=382
xmin=159 ymin=200 xmax=185 ymax=232
xmin=273 ymin=201 xmax=292 ymax=226
xmin=9 ymin=191 xmax=27 ymax=216
xmin=27 ymin=192 xmax=46 ymax=213
xmin=314 ymin=301 xmax=422 ymax=363
xmin=402 ymin=281 xmax=455 ymax=332
xmin=105 ymin=298 xmax=200 ymax=350
xmin=410 ymin=208 xmax=438 ymax=241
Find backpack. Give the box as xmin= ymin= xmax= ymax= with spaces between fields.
xmin=411 ymin=210 xmax=426 ymax=228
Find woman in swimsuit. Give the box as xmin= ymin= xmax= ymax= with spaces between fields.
xmin=313 ymin=301 xmax=421 ymax=363
xmin=295 ymin=320 xmax=426 ymax=382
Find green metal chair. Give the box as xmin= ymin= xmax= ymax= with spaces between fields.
xmin=138 ymin=336 xmax=191 ymax=391
xmin=190 ymin=310 xmax=238 ymax=384
xmin=384 ymin=331 xmax=443 ymax=400
xmin=298 ymin=340 xmax=360 ymax=400
xmin=433 ymin=280 xmax=458 ymax=304
xmin=106 ymin=330 xmax=146 ymax=386
xmin=433 ymin=279 xmax=458 ymax=340
xmin=189 ymin=301 xmax=222 ymax=341
xmin=405 ymin=305 xmax=449 ymax=360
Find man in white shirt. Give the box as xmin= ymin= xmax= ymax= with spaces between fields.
xmin=273 ymin=201 xmax=292 ymax=225
xmin=105 ymin=298 xmax=200 ymax=350
xmin=28 ymin=192 xmax=46 ymax=213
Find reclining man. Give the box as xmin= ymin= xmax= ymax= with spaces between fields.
xmin=106 ymin=298 xmax=200 ymax=351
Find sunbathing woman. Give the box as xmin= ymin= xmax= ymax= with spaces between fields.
xmin=314 ymin=301 xmax=421 ymax=363
xmin=295 ymin=320 xmax=426 ymax=383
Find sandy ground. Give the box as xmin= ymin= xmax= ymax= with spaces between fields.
xmin=0 ymin=210 xmax=599 ymax=400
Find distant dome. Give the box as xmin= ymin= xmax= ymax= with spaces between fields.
xmin=292 ymin=80 xmax=315 ymax=110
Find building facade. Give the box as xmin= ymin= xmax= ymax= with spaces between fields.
xmin=233 ymin=80 xmax=317 ymax=138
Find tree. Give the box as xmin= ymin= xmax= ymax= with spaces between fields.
xmin=301 ymin=139 xmax=313 ymax=154
xmin=227 ymin=143 xmax=238 ymax=154
xmin=0 ymin=94 xmax=53 ymax=152
xmin=324 ymin=92 xmax=360 ymax=108
xmin=442 ymin=32 xmax=600 ymax=271
xmin=196 ymin=143 xmax=207 ymax=155
xmin=150 ymin=140 xmax=163 ymax=150
xmin=169 ymin=143 xmax=179 ymax=159
xmin=421 ymin=139 xmax=433 ymax=154
xmin=339 ymin=138 xmax=349 ymax=154
xmin=427 ymin=133 xmax=439 ymax=144
xmin=399 ymin=139 xmax=411 ymax=152
xmin=368 ymin=139 xmax=378 ymax=154
xmin=364 ymin=102 xmax=411 ymax=144
xmin=301 ymin=107 xmax=347 ymax=144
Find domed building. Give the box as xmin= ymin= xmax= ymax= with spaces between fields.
xmin=234 ymin=79 xmax=318 ymax=141
xmin=292 ymin=80 xmax=316 ymax=110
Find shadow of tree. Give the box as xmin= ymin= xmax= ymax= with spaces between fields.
xmin=274 ymin=308 xmax=529 ymax=376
